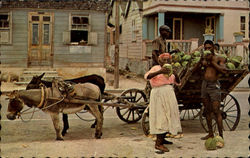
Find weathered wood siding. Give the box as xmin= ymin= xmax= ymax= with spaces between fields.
xmin=0 ymin=10 xmax=28 ymax=67
xmin=119 ymin=1 xmax=143 ymax=60
xmin=53 ymin=10 xmax=106 ymax=67
xmin=0 ymin=9 xmax=106 ymax=68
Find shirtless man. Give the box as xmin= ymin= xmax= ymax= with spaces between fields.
xmin=200 ymin=40 xmax=227 ymax=140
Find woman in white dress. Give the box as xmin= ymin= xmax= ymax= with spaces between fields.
xmin=144 ymin=53 xmax=182 ymax=152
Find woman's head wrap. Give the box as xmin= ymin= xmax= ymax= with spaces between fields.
xmin=159 ymin=53 xmax=172 ymax=59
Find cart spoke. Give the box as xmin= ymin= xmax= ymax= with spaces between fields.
xmin=126 ymin=110 xmax=132 ymax=120
xmin=224 ymin=119 xmax=233 ymax=130
xmin=224 ymin=104 xmax=236 ymax=112
xmin=121 ymin=109 xmax=129 ymax=116
xmin=182 ymin=110 xmax=187 ymax=120
xmin=227 ymin=115 xmax=237 ymax=118
xmin=223 ymin=97 xmax=233 ymax=108
xmin=135 ymin=110 xmax=142 ymax=117
xmin=225 ymin=118 xmax=235 ymax=124
xmin=133 ymin=92 xmax=137 ymax=102
xmin=135 ymin=95 xmax=143 ymax=102
xmin=132 ymin=110 xmax=135 ymax=120
xmin=226 ymin=109 xmax=238 ymax=113
xmin=212 ymin=121 xmax=217 ymax=127
xmin=191 ymin=110 xmax=195 ymax=119
xmin=212 ymin=120 xmax=217 ymax=132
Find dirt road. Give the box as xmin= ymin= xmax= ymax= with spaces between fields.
xmin=1 ymin=74 xmax=249 ymax=157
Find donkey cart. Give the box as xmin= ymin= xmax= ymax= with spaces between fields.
xmin=69 ymin=59 xmax=248 ymax=136
xmin=141 ymin=60 xmax=249 ymax=136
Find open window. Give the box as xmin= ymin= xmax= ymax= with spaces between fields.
xmin=0 ymin=12 xmax=12 ymax=44
xmin=71 ymin=15 xmax=89 ymax=44
xmin=63 ymin=14 xmax=97 ymax=45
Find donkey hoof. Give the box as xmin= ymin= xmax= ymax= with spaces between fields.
xmin=62 ymin=130 xmax=67 ymax=136
xmin=56 ymin=137 xmax=64 ymax=141
xmin=95 ymin=135 xmax=101 ymax=139
xmin=95 ymin=132 xmax=102 ymax=139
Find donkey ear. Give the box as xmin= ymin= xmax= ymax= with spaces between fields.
xmin=39 ymin=73 xmax=45 ymax=79
xmin=6 ymin=91 xmax=16 ymax=99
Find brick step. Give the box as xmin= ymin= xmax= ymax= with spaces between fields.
xmin=23 ymin=71 xmax=58 ymax=75
xmin=19 ymin=70 xmax=60 ymax=82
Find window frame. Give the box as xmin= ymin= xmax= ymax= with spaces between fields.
xmin=0 ymin=11 xmax=12 ymax=45
xmin=240 ymin=16 xmax=246 ymax=38
xmin=173 ymin=18 xmax=183 ymax=40
xmin=69 ymin=13 xmax=90 ymax=45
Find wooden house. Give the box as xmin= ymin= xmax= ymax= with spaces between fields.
xmin=0 ymin=0 xmax=110 ymax=80
xmin=108 ymin=0 xmax=249 ymax=76
xmin=107 ymin=0 xmax=145 ymax=74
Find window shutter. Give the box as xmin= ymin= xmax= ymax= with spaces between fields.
xmin=63 ymin=31 xmax=70 ymax=44
xmin=88 ymin=32 xmax=98 ymax=45
xmin=0 ymin=31 xmax=9 ymax=43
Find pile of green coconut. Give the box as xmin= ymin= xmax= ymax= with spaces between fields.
xmin=205 ymin=135 xmax=225 ymax=150
xmin=170 ymin=50 xmax=244 ymax=70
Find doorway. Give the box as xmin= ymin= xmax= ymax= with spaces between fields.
xmin=28 ymin=12 xmax=54 ymax=67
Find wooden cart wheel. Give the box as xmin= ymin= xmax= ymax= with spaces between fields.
xmin=141 ymin=106 xmax=150 ymax=136
xmin=116 ymin=89 xmax=148 ymax=123
xmin=199 ymin=92 xmax=241 ymax=132
xmin=179 ymin=104 xmax=202 ymax=120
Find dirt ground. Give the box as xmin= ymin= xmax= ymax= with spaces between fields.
xmin=1 ymin=73 xmax=249 ymax=157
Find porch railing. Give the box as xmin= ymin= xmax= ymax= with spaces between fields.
xmin=143 ymin=39 xmax=192 ymax=58
xmin=166 ymin=40 xmax=192 ymax=54
xmin=243 ymin=45 xmax=249 ymax=65
xmin=191 ymin=43 xmax=249 ymax=66
xmin=143 ymin=40 xmax=249 ymax=66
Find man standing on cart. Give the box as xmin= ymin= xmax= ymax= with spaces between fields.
xmin=200 ymin=40 xmax=227 ymax=140
xmin=152 ymin=25 xmax=179 ymax=66
xmin=145 ymin=25 xmax=179 ymax=97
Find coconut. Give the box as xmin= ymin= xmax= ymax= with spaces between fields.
xmin=230 ymin=58 xmax=241 ymax=68
xmin=232 ymin=56 xmax=243 ymax=62
xmin=226 ymin=62 xmax=236 ymax=70
xmin=213 ymin=135 xmax=224 ymax=148
xmin=182 ymin=61 xmax=189 ymax=67
xmin=192 ymin=57 xmax=201 ymax=64
xmin=172 ymin=54 xmax=181 ymax=62
xmin=205 ymin=137 xmax=217 ymax=150
xmin=193 ymin=51 xmax=201 ymax=57
xmin=173 ymin=62 xmax=181 ymax=67
xmin=203 ymin=50 xmax=212 ymax=56
xmin=217 ymin=54 xmax=227 ymax=60
xmin=177 ymin=51 xmax=185 ymax=57
xmin=182 ymin=54 xmax=191 ymax=61
xmin=163 ymin=64 xmax=173 ymax=77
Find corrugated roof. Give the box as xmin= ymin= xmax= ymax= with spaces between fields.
xmin=0 ymin=0 xmax=111 ymax=12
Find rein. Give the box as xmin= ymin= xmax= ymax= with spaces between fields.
xmin=17 ymin=87 xmax=65 ymax=122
